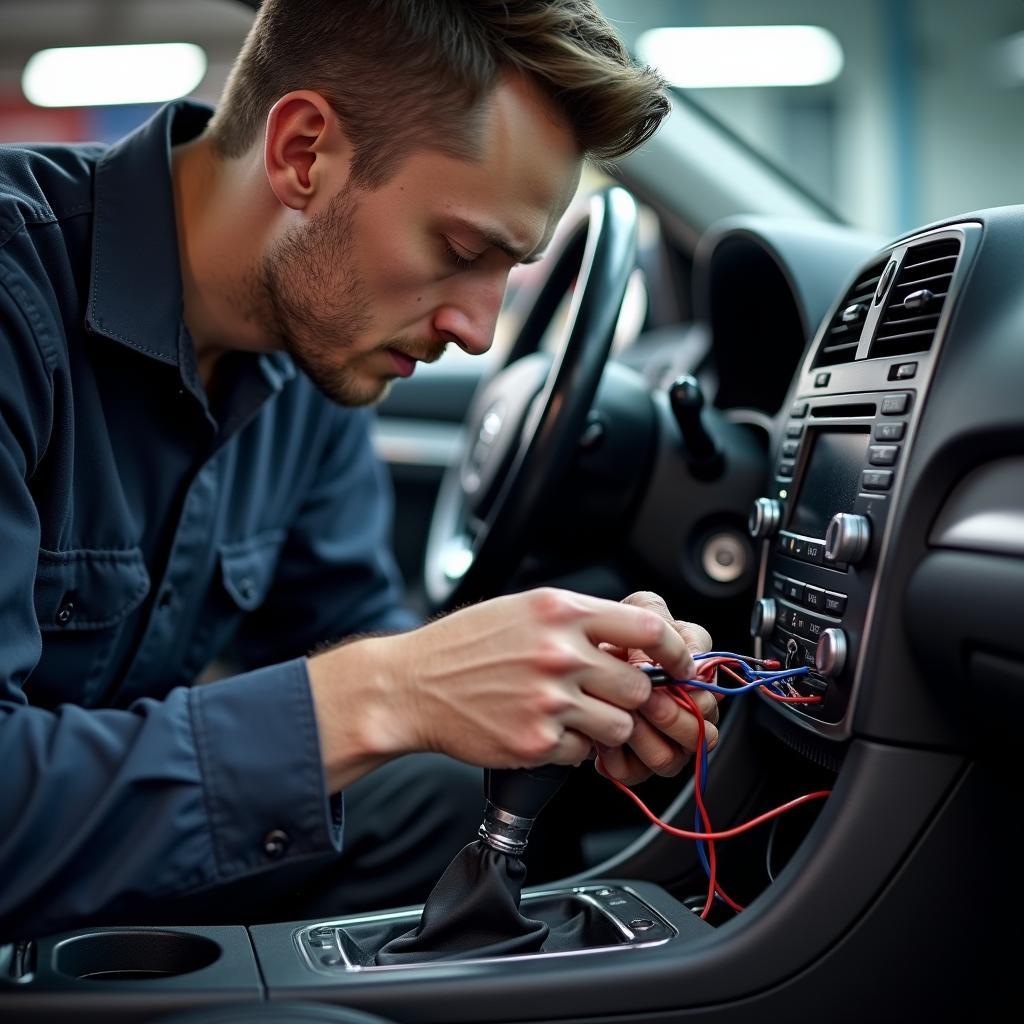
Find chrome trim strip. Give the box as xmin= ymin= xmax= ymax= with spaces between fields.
xmin=294 ymin=884 xmax=677 ymax=975
xmin=372 ymin=418 xmax=464 ymax=468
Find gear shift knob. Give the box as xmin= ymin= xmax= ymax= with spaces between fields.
xmin=479 ymin=764 xmax=572 ymax=856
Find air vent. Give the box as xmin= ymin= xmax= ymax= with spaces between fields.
xmin=814 ymin=259 xmax=887 ymax=367
xmin=869 ymin=237 xmax=961 ymax=359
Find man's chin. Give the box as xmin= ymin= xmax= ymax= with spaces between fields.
xmin=309 ymin=369 xmax=392 ymax=408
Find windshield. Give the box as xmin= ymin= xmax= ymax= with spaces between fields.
xmin=601 ymin=0 xmax=1024 ymax=235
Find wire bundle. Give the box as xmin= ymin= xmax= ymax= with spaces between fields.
xmin=605 ymin=653 xmax=832 ymax=920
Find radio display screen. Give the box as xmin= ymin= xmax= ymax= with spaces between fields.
xmin=788 ymin=430 xmax=871 ymax=539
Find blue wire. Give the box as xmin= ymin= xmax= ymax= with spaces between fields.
xmin=650 ymin=650 xmax=812 ymax=893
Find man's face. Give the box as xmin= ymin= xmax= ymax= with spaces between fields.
xmin=257 ymin=74 xmax=583 ymax=406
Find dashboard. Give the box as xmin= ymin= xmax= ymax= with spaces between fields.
xmin=4 ymin=202 xmax=1022 ymax=1022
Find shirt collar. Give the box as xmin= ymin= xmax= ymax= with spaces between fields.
xmin=85 ymin=100 xmax=295 ymax=398
xmin=86 ymin=100 xmax=211 ymax=366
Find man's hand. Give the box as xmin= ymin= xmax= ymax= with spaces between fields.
xmin=594 ymin=591 xmax=716 ymax=787
xmin=306 ymin=588 xmax=698 ymax=793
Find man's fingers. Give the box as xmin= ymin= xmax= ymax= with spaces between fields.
xmin=617 ymin=593 xmax=712 ymax=678
xmin=636 ymin=689 xmax=719 ymax=752
xmin=548 ymin=728 xmax=596 ymax=767
xmin=686 ymin=687 xmax=720 ymax=726
xmin=582 ymin=600 xmax=692 ymax=680
xmin=676 ymin=619 xmax=713 ymax=656
xmin=562 ymin=692 xmax=638 ymax=748
xmin=622 ymin=715 xmax=692 ymax=777
xmin=594 ymin=743 xmax=653 ymax=787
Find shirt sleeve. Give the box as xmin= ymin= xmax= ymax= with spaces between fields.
xmin=0 ymin=277 xmax=342 ymax=941
xmin=232 ymin=404 xmax=421 ymax=669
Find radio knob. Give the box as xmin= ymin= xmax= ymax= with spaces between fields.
xmin=748 ymin=497 xmax=782 ymax=539
xmin=750 ymin=597 xmax=777 ymax=639
xmin=815 ymin=628 xmax=848 ymax=678
xmin=825 ymin=513 xmax=871 ymax=564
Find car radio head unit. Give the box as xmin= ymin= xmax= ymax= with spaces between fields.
xmin=747 ymin=224 xmax=975 ymax=740
xmin=785 ymin=429 xmax=871 ymax=540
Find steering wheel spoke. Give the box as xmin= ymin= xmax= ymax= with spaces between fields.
xmin=424 ymin=187 xmax=640 ymax=609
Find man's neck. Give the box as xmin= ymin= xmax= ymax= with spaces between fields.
xmin=170 ymin=135 xmax=277 ymax=387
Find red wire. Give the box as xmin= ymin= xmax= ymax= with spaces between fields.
xmin=670 ymin=688 xmax=743 ymax=915
xmin=715 ymin=662 xmax=823 ymax=705
xmin=609 ymin=777 xmax=831 ymax=840
xmin=670 ymin=688 xmax=718 ymax=917
xmin=604 ymin=655 xmax=831 ymax=917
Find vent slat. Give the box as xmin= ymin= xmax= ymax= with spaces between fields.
xmin=813 ymin=258 xmax=888 ymax=368
xmin=868 ymin=238 xmax=961 ymax=359
xmin=819 ymin=340 xmax=860 ymax=356
xmin=893 ymin=271 xmax=954 ymax=290
xmin=877 ymin=311 xmax=941 ymax=330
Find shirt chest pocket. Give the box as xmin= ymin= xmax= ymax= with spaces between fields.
xmin=31 ymin=547 xmax=151 ymax=705
xmin=218 ymin=530 xmax=287 ymax=612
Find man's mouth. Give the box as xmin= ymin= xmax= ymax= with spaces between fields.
xmin=388 ymin=349 xmax=417 ymax=377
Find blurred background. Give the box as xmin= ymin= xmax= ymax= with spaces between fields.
xmin=1 ymin=0 xmax=1022 ymax=236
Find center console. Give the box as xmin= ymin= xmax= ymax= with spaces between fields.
xmin=746 ymin=224 xmax=975 ymax=738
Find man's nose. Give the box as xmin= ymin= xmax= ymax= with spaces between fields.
xmin=432 ymin=275 xmax=507 ymax=356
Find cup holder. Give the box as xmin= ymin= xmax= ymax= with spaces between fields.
xmin=54 ymin=930 xmax=221 ymax=982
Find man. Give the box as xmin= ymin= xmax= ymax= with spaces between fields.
xmin=0 ymin=0 xmax=717 ymax=940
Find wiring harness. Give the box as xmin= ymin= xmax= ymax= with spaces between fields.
xmin=603 ymin=652 xmax=832 ymax=921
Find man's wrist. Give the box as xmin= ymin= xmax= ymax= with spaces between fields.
xmin=306 ymin=634 xmax=416 ymax=793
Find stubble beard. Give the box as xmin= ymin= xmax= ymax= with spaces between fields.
xmin=258 ymin=190 xmax=387 ymax=407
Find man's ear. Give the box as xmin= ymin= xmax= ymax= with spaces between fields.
xmin=263 ymin=90 xmax=352 ymax=211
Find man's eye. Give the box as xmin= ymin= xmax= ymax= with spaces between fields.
xmin=443 ymin=238 xmax=479 ymax=271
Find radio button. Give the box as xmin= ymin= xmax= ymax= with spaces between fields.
xmin=816 ymin=628 xmax=848 ymax=678
xmin=825 ymin=513 xmax=871 ymax=564
xmin=771 ymin=573 xmax=786 ymax=596
xmin=750 ymin=598 xmax=777 ymax=639
xmin=803 ymin=538 xmax=825 ymax=564
xmin=891 ymin=362 xmax=918 ymax=380
xmin=804 ymin=618 xmax=825 ymax=641
xmin=785 ymin=422 xmax=804 ymax=438
xmin=824 ymin=591 xmax=848 ymax=616
xmin=782 ymin=440 xmax=800 ymax=459
xmin=869 ymin=445 xmax=899 ymax=465
xmin=862 ymin=469 xmax=894 ymax=491
xmin=881 ymin=392 xmax=911 ymax=415
xmin=874 ymin=421 xmax=906 ymax=441
xmin=749 ymin=497 xmax=783 ymax=539
xmin=804 ymin=586 xmax=825 ymax=612
xmin=790 ymin=610 xmax=808 ymax=636
xmin=790 ymin=401 xmax=809 ymax=418
xmin=791 ymin=537 xmax=807 ymax=558
xmin=778 ymin=462 xmax=795 ymax=479
xmin=814 ymin=372 xmax=831 ymax=388
xmin=783 ymin=579 xmax=805 ymax=603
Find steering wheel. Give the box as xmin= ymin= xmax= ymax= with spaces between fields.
xmin=424 ymin=186 xmax=639 ymax=609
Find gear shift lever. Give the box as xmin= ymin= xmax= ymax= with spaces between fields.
xmin=364 ymin=764 xmax=573 ymax=964
xmin=479 ymin=764 xmax=573 ymax=855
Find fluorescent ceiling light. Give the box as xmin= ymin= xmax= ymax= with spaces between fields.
xmin=993 ymin=30 xmax=1024 ymax=86
xmin=637 ymin=26 xmax=843 ymax=88
xmin=23 ymin=43 xmax=207 ymax=108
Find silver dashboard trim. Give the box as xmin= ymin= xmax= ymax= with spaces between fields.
xmin=372 ymin=418 xmax=464 ymax=468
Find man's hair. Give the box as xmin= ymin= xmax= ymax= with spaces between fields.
xmin=206 ymin=0 xmax=670 ymax=186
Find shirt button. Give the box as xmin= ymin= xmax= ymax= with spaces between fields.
xmin=262 ymin=829 xmax=290 ymax=859
xmin=238 ymin=577 xmax=256 ymax=602
xmin=56 ymin=599 xmax=75 ymax=627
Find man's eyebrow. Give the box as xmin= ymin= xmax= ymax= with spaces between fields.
xmin=451 ymin=218 xmax=546 ymax=265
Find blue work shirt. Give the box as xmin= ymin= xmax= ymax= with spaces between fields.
xmin=0 ymin=102 xmax=417 ymax=940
